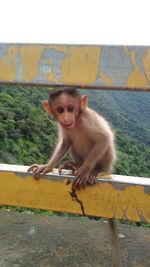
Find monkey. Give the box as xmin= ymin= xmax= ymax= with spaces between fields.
xmin=28 ymin=87 xmax=116 ymax=190
xmin=27 ymin=88 xmax=122 ymax=265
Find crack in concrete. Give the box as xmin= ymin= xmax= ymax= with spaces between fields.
xmin=69 ymin=190 xmax=86 ymax=216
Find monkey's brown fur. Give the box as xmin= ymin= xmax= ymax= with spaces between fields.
xmin=28 ymin=88 xmax=116 ymax=189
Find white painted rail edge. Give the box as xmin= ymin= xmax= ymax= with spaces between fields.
xmin=0 ymin=164 xmax=149 ymax=186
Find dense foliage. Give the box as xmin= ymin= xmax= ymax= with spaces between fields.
xmin=0 ymin=86 xmax=149 ymax=177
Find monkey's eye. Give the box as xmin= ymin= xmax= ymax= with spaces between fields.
xmin=67 ymin=105 xmax=74 ymax=112
xmin=57 ymin=107 xmax=64 ymax=113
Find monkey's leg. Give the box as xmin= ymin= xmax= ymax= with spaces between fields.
xmin=58 ymin=161 xmax=78 ymax=174
xmin=108 ymin=219 xmax=123 ymax=267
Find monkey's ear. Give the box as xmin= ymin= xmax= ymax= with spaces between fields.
xmin=80 ymin=95 xmax=88 ymax=110
xmin=42 ymin=100 xmax=52 ymax=115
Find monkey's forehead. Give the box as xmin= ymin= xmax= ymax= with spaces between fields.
xmin=52 ymin=94 xmax=79 ymax=106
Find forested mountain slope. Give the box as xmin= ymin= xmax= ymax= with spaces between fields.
xmin=0 ymin=86 xmax=149 ymax=177
xmin=86 ymin=90 xmax=150 ymax=145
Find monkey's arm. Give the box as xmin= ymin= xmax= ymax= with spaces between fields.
xmin=47 ymin=140 xmax=70 ymax=169
xmin=74 ymin=135 xmax=110 ymax=188
xmin=28 ymin=140 xmax=70 ymax=178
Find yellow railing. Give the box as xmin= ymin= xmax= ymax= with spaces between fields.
xmin=0 ymin=164 xmax=150 ymax=223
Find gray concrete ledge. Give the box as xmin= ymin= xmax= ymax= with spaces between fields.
xmin=0 ymin=210 xmax=150 ymax=267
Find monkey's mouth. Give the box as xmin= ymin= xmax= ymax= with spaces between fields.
xmin=63 ymin=122 xmax=75 ymax=129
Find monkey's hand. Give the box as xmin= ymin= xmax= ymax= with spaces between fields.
xmin=73 ymin=167 xmax=98 ymax=190
xmin=27 ymin=164 xmax=52 ymax=179
xmin=73 ymin=166 xmax=91 ymax=190
xmin=58 ymin=161 xmax=78 ymax=174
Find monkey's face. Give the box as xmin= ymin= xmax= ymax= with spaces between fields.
xmin=51 ymin=94 xmax=80 ymax=129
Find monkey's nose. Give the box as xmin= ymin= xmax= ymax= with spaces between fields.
xmin=64 ymin=116 xmax=70 ymax=124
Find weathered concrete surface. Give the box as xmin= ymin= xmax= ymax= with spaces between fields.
xmin=1 ymin=43 xmax=150 ymax=91
xmin=0 ymin=210 xmax=150 ymax=267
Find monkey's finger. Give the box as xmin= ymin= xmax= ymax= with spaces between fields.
xmin=90 ymin=176 xmax=97 ymax=185
xmin=74 ymin=175 xmax=88 ymax=189
xmin=39 ymin=170 xmax=46 ymax=176
xmin=72 ymin=176 xmax=80 ymax=190
xmin=27 ymin=164 xmax=38 ymax=172
xmin=72 ymin=182 xmax=77 ymax=191
xmin=31 ymin=167 xmax=39 ymax=175
xmin=41 ymin=168 xmax=49 ymax=175
xmin=63 ymin=161 xmax=75 ymax=169
xmin=73 ymin=175 xmax=81 ymax=186
xmin=76 ymin=179 xmax=85 ymax=189
xmin=33 ymin=172 xmax=41 ymax=180
xmin=28 ymin=167 xmax=37 ymax=173
xmin=75 ymin=176 xmax=87 ymax=189
xmin=33 ymin=167 xmax=40 ymax=174
xmin=90 ymin=178 xmax=95 ymax=185
xmin=74 ymin=170 xmax=81 ymax=177
xmin=93 ymin=175 xmax=98 ymax=183
xmin=66 ymin=179 xmax=71 ymax=185
xmin=58 ymin=164 xmax=63 ymax=174
xmin=79 ymin=175 xmax=89 ymax=187
xmin=59 ymin=161 xmax=77 ymax=174
xmin=87 ymin=176 xmax=92 ymax=185
xmin=33 ymin=167 xmax=44 ymax=179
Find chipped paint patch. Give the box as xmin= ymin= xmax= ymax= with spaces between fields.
xmin=101 ymin=72 xmax=113 ymax=85
xmin=124 ymin=47 xmax=148 ymax=89
xmin=0 ymin=45 xmax=18 ymax=81
xmin=143 ymin=48 xmax=150 ymax=82
xmin=98 ymin=46 xmax=132 ymax=87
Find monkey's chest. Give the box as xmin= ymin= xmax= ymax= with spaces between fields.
xmin=71 ymin=133 xmax=93 ymax=159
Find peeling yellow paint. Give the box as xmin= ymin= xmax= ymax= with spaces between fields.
xmin=142 ymin=48 xmax=150 ymax=81
xmin=0 ymin=45 xmax=18 ymax=80
xmin=47 ymin=71 xmax=55 ymax=82
xmin=0 ymin=171 xmax=149 ymax=223
xmin=0 ymin=43 xmax=150 ymax=90
xmin=44 ymin=58 xmax=55 ymax=82
xmin=42 ymin=45 xmax=68 ymax=54
xmin=20 ymin=45 xmax=68 ymax=82
xmin=20 ymin=45 xmax=43 ymax=81
xmin=101 ymin=72 xmax=113 ymax=85
xmin=61 ymin=46 xmax=100 ymax=84
xmin=124 ymin=46 xmax=148 ymax=89
xmin=0 ymin=172 xmax=81 ymax=214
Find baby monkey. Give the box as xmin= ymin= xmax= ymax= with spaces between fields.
xmin=28 ymin=89 xmax=121 ymax=265
xmin=28 ymin=87 xmax=116 ymax=190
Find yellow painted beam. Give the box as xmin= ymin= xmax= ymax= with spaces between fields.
xmin=0 ymin=164 xmax=150 ymax=223
xmin=0 ymin=43 xmax=150 ymax=91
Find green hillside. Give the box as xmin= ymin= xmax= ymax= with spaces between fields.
xmin=86 ymin=90 xmax=150 ymax=145
xmin=0 ymin=86 xmax=149 ymax=177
